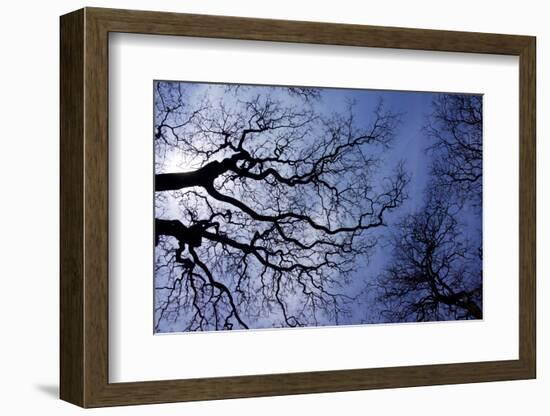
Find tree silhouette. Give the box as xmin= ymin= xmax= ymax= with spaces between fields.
xmin=154 ymin=82 xmax=408 ymax=332
xmin=425 ymin=94 xmax=482 ymax=207
xmin=376 ymin=190 xmax=482 ymax=322
xmin=376 ymin=93 xmax=483 ymax=322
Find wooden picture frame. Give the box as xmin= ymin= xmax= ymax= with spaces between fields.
xmin=60 ymin=7 xmax=536 ymax=408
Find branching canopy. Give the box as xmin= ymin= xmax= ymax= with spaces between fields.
xmin=154 ymin=82 xmax=408 ymax=331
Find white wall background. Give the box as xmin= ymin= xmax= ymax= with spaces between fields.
xmin=0 ymin=0 xmax=545 ymax=414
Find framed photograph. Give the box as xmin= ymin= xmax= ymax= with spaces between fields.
xmin=60 ymin=7 xmax=536 ymax=408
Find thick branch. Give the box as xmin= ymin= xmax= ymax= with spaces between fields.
xmin=155 ymin=152 xmax=245 ymax=191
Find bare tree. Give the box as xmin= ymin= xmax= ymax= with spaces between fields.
xmin=375 ymin=94 xmax=483 ymax=322
xmin=425 ymin=94 xmax=482 ymax=207
xmin=153 ymin=82 xmax=408 ymax=331
xmin=376 ymin=191 xmax=482 ymax=322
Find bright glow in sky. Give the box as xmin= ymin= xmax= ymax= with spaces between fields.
xmin=153 ymin=81 xmax=483 ymax=332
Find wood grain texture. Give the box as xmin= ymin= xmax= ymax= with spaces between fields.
xmin=59 ymin=7 xmax=537 ymax=408
xmin=59 ymin=8 xmax=85 ymax=407
xmin=83 ymin=10 xmax=110 ymax=406
xmin=89 ymin=7 xmax=532 ymax=54
xmin=518 ymin=38 xmax=537 ymax=376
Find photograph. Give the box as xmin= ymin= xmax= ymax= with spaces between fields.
xmin=153 ymin=81 xmax=483 ymax=333
xmin=51 ymin=4 xmax=538 ymax=410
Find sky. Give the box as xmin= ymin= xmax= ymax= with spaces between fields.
xmin=291 ymin=87 xmax=437 ymax=322
xmin=153 ymin=81 xmax=483 ymax=332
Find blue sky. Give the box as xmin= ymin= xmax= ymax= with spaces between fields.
xmin=154 ymin=81 xmax=482 ymax=331
xmin=293 ymin=87 xmax=454 ymax=322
